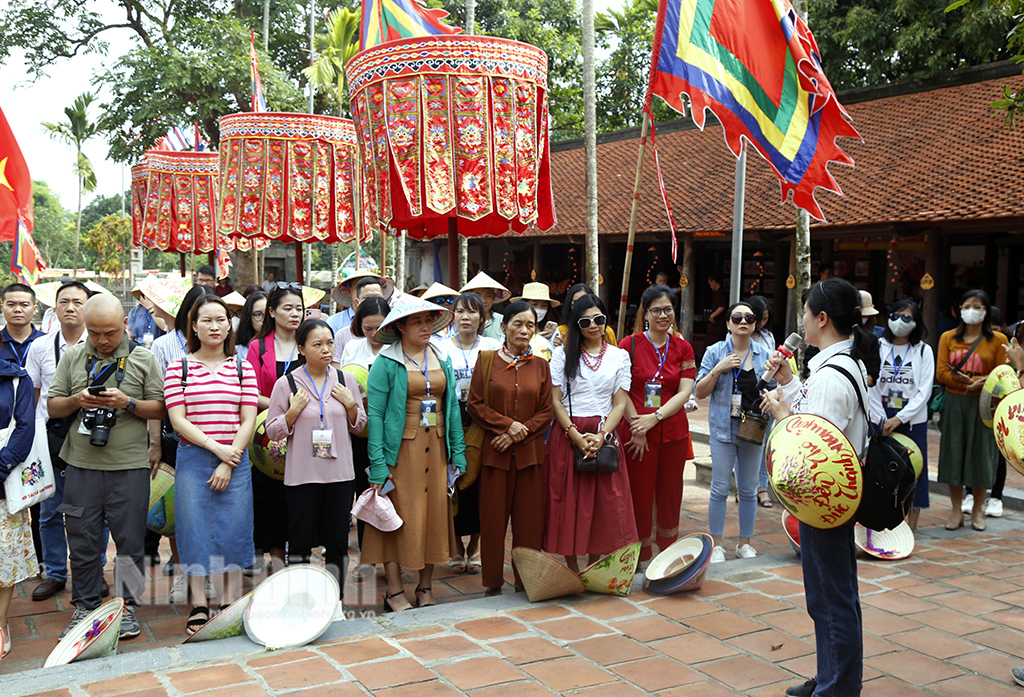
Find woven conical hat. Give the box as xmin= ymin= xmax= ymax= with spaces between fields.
xmin=854 ymin=521 xmax=915 ymax=560
xmin=44 ymin=598 xmax=124 ymax=667
xmin=511 ymin=547 xmax=585 ymax=603
xmin=183 ymin=592 xmax=253 ymax=643
xmin=580 ymin=542 xmax=640 ymax=596
xmin=461 ymin=272 xmax=511 ymax=302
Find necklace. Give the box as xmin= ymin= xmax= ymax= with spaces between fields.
xmin=580 ymin=340 xmax=608 ymax=371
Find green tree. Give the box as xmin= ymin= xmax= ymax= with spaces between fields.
xmin=83 ymin=214 xmax=132 ymax=277
xmin=42 ymin=92 xmax=100 ymax=277
xmin=303 ymin=6 xmax=362 ymax=117
xmin=31 ymin=180 xmax=74 ymax=269
xmin=79 ymin=193 xmax=126 ymax=234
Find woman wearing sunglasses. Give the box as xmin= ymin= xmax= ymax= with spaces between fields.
xmin=545 ymin=294 xmax=637 ymax=573
xmin=867 ymin=299 xmax=933 ymax=531
xmin=619 ymin=285 xmax=696 ymax=563
xmin=695 ymin=301 xmax=774 ymax=563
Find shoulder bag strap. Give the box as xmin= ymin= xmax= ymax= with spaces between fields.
xmin=179 ymin=357 xmax=188 ymax=389
xmin=954 ymin=336 xmax=984 ymax=371
xmin=822 ymin=358 xmax=870 ymax=427
xmin=54 ymin=333 xmax=61 ymax=366
xmin=287 ymin=371 xmax=298 ymax=395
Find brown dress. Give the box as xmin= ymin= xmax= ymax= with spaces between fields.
xmin=360 ymin=366 xmax=455 ymax=570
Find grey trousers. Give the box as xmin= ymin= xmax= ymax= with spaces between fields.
xmin=59 ymin=466 xmax=149 ymax=610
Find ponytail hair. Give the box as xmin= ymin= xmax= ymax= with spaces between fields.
xmin=802 ymin=278 xmax=871 ymax=362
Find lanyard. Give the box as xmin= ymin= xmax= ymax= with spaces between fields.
xmin=8 ymin=340 xmax=29 ymax=368
xmin=303 ymin=366 xmax=328 ymax=424
xmin=87 ymin=354 xmax=128 ymax=388
xmin=889 ymin=344 xmax=910 ymax=378
xmin=646 ymin=332 xmax=669 ymax=380
xmin=175 ymin=331 xmax=186 ymax=355
xmin=455 ymin=335 xmax=478 ymax=371
xmin=276 ymin=337 xmax=296 ymax=374
xmin=404 ymin=347 xmax=430 ymax=393
xmin=727 ymin=336 xmax=752 ymax=393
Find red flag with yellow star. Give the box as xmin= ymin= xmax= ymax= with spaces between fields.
xmin=0 ymin=104 xmax=34 ymax=242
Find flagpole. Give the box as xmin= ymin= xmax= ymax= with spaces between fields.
xmin=616 ymin=112 xmax=652 ymax=341
xmin=729 ymin=142 xmax=746 ymax=305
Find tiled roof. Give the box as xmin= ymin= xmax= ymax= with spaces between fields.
xmin=537 ymin=65 xmax=1024 ymax=237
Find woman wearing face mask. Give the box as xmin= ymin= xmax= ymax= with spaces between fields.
xmin=510 ymin=283 xmax=557 ymax=360
xmin=935 ymin=290 xmax=1006 ymax=531
xmin=234 ymin=291 xmax=267 ymax=365
xmin=867 ymin=299 xmax=933 ymax=531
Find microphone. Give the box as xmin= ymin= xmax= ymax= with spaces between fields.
xmin=756 ymin=332 xmax=802 ymax=392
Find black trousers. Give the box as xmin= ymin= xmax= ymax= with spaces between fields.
xmin=283 ymin=480 xmax=354 ymax=601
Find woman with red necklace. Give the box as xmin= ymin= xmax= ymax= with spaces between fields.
xmin=544 ymin=294 xmax=637 ymax=573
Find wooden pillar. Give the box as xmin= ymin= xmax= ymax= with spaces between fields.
xmin=923 ymin=231 xmax=942 ymax=354
xmin=448 ymin=219 xmax=459 ymax=286
xmin=679 ymin=233 xmax=695 ymax=341
xmin=294 ymin=241 xmax=304 ymax=284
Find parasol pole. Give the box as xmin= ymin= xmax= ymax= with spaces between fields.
xmin=381 ymin=229 xmax=387 ymax=276
xmin=295 ymin=242 xmax=304 ymax=284
xmin=616 ymin=112 xmax=652 ymax=341
xmin=448 ymin=219 xmax=458 ymax=287
xmin=729 ymin=142 xmax=746 ymax=305
xmin=179 ymin=253 xmax=186 ymax=278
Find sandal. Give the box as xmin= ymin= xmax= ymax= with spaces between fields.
xmin=757 ymin=490 xmax=774 ymax=508
xmin=467 ymin=552 xmax=481 ymax=574
xmin=383 ymin=590 xmax=410 ymax=613
xmin=186 ymin=606 xmax=210 ymax=636
xmin=415 ymin=586 xmax=436 ymax=608
xmin=351 ymin=564 xmax=374 ymax=581
xmin=449 ymin=555 xmax=467 ymax=574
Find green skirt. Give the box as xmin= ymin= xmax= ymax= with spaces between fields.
xmin=937 ymin=391 xmax=997 ymax=489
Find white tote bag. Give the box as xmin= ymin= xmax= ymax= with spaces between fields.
xmin=1 ymin=379 xmax=56 ymax=513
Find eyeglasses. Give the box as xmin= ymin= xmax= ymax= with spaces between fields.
xmin=578 ymin=314 xmax=607 ymax=329
xmin=888 ymin=312 xmax=914 ymax=323
xmin=730 ymin=313 xmax=756 ymax=324
xmin=251 ymin=311 xmax=265 ymax=320
xmin=646 ymin=307 xmax=673 ymax=317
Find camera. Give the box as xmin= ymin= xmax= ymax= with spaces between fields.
xmin=82 ymin=408 xmax=118 ymax=447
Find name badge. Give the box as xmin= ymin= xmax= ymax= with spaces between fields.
xmin=644 ymin=381 xmax=662 ymax=409
xmin=457 ymin=377 xmax=471 ymax=403
xmin=730 ymin=392 xmax=743 ymax=419
xmin=142 ymin=332 xmax=154 ymax=349
xmin=420 ymin=398 xmax=438 ymax=427
xmin=886 ymin=390 xmax=905 ymax=410
xmin=312 ymin=429 xmax=333 ymax=458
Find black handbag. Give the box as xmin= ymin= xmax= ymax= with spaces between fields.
xmin=567 ymin=378 xmax=620 ymax=473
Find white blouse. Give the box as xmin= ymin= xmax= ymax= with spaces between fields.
xmin=551 ymin=344 xmax=631 ymax=418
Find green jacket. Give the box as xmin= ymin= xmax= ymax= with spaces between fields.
xmin=366 ymin=340 xmax=467 ymax=484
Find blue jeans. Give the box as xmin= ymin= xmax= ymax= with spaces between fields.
xmin=800 ymin=519 xmax=862 ymax=696
xmin=39 ymin=468 xmax=109 ymax=581
xmin=708 ymin=421 xmax=763 ymax=539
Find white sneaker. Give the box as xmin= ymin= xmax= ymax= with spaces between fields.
xmin=332 ymin=601 xmax=346 ymax=623
xmin=961 ymin=494 xmax=974 ymax=513
xmin=984 ymin=497 xmax=1003 ymax=518
xmin=710 ymin=545 xmax=726 ymax=564
xmin=169 ymin=574 xmax=187 ymax=603
xmin=736 ymin=543 xmax=757 ymax=559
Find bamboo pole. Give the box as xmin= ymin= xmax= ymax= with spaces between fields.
xmin=616 ymin=112 xmax=652 ymax=341
xmin=729 ymin=143 xmax=746 ymax=305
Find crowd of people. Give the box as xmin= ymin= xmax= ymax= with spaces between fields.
xmin=1 ymin=267 xmax=1022 ymax=696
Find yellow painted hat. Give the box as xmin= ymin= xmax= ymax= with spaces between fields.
xmin=766 ymin=414 xmax=862 ymax=529
xmin=980 ymin=364 xmax=1021 ymax=428
xmin=993 ymin=388 xmax=1024 ymax=477
xmin=579 ymin=542 xmax=640 ymax=597
xmin=890 ymin=433 xmax=923 ymax=479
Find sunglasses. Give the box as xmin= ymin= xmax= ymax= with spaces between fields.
xmin=888 ymin=312 xmax=914 ymax=323
xmin=274 ymin=282 xmax=303 ymax=292
xmin=730 ymin=313 xmax=756 ymax=324
xmin=432 ymin=297 xmax=454 ymax=305
xmin=578 ymin=314 xmax=607 ymax=329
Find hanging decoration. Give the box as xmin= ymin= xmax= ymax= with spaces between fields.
xmin=647 ymin=246 xmax=660 ymax=285
xmin=886 ymin=234 xmax=899 ymax=285
xmin=747 ymin=250 xmax=765 ymax=295
xmin=568 ymin=246 xmax=579 ymax=285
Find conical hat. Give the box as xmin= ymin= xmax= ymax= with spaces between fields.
xmin=580 ymin=542 xmax=640 ymax=596
xmin=511 ymin=547 xmax=585 ymax=603
xmin=148 ymin=462 xmax=175 ymax=511
xmin=854 ymin=521 xmax=914 ymax=560
xmin=374 ymin=296 xmax=454 ymax=345
xmin=183 ymin=592 xmax=253 ymax=643
xmin=782 ymin=510 xmax=801 ymax=555
xmin=643 ymin=533 xmax=713 ymax=595
xmin=141 ymin=274 xmax=193 ymax=317
xmin=993 ymin=389 xmax=1024 ymax=476
xmin=244 ymin=565 xmax=339 ymax=649
xmin=460 ymin=272 xmax=511 ymax=302
xmin=890 ymin=433 xmax=924 ymax=478
xmin=44 ymin=598 xmax=124 ymax=667
xmin=221 ymin=291 xmax=247 ymax=309
xmin=33 ymin=280 xmax=109 ymax=307
xmin=421 ymin=282 xmax=459 ymax=302
xmin=980 ymin=364 xmax=1021 ymax=428
xmin=766 ymin=414 xmax=862 ymax=529
xmin=407 ymin=284 xmax=429 ymax=297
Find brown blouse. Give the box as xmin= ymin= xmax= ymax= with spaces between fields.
xmin=467 ymin=352 xmax=553 ymax=470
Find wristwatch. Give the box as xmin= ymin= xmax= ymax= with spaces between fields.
xmin=125 ymin=396 xmax=137 ymax=413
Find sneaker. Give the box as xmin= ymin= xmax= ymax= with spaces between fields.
xmin=118 ymin=604 xmax=140 ymax=639
xmin=785 ymin=679 xmax=817 ymax=697
xmin=961 ymin=494 xmax=974 ymax=513
xmin=1012 ymin=667 xmax=1024 ymax=687
xmin=59 ymin=606 xmax=92 ymax=639
xmin=710 ymin=545 xmax=726 ymax=564
xmin=332 ymin=601 xmax=346 ymax=623
xmin=169 ymin=574 xmax=188 ymax=603
xmin=984 ymin=497 xmax=1003 ymax=518
xmin=242 ymin=560 xmax=264 ymax=577
xmin=735 ymin=543 xmax=757 ymax=559
xmin=204 ymin=576 xmax=217 ymax=600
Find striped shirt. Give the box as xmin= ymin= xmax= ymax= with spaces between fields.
xmin=164 ymin=355 xmax=259 ymax=445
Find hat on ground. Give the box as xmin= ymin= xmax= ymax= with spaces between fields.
xmin=374 ymin=296 xmax=454 ymax=345
xmin=44 ymin=598 xmax=125 ymax=667
xmin=859 ymin=290 xmax=879 ymax=317
xmin=141 ymin=274 xmax=193 ymax=317
xmin=579 ymin=542 xmax=640 ymax=597
xmin=183 ymin=592 xmax=253 ymax=643
xmin=460 ymin=272 xmax=511 ymax=303
xmin=782 ymin=510 xmax=801 ymax=556
xmin=509 ymin=282 xmax=561 ymax=307
xmin=854 ymin=521 xmax=914 ymax=560
xmin=766 ymin=414 xmax=862 ymax=529
xmin=980 ymin=364 xmax=1021 ymax=428
xmin=421 ymin=282 xmax=459 ymax=303
xmin=244 ymin=564 xmax=339 ymax=649
xmin=993 ymin=388 xmax=1024 ymax=477
xmin=222 ymin=291 xmax=247 ymax=309
xmin=643 ymin=533 xmax=713 ymax=595
xmin=511 ymin=547 xmax=586 ymax=602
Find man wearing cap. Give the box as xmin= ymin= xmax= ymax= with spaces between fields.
xmin=1 ymin=283 xmax=45 ymax=368
xmin=329 ymin=275 xmax=392 ymax=358
xmin=461 ymin=272 xmax=511 ymax=342
xmin=509 ymin=282 xmax=558 ymax=360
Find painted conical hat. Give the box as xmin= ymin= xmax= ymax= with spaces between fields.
xmin=993 ymin=388 xmax=1024 ymax=476
xmin=183 ymin=592 xmax=253 ymax=643
xmin=44 ymin=598 xmax=124 ymax=667
xmin=980 ymin=364 xmax=1021 ymax=428
xmin=244 ymin=565 xmax=339 ymax=649
xmin=854 ymin=521 xmax=914 ymax=560
xmin=644 ymin=534 xmax=712 ymax=595
xmin=460 ymin=271 xmax=511 ymax=302
xmin=782 ymin=509 xmax=801 ymax=555
xmin=766 ymin=414 xmax=862 ymax=529
xmin=579 ymin=542 xmax=640 ymax=596
xmin=148 ymin=462 xmax=174 ymax=511
xmin=33 ymin=280 xmax=109 ymax=307
xmin=511 ymin=547 xmax=585 ymax=603
xmin=890 ymin=433 xmax=924 ymax=478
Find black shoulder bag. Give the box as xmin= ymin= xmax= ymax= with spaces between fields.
xmin=567 ymin=374 xmax=619 ymax=473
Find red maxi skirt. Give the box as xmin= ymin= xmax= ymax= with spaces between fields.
xmin=543 ymin=416 xmax=639 ymax=557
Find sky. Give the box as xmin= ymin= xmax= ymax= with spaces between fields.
xmin=0 ymin=0 xmax=624 ymax=214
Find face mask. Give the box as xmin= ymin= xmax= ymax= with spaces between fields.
xmin=861 ymin=317 xmax=870 ymax=325
xmin=888 ymin=318 xmax=916 ymax=337
xmin=231 ymin=317 xmax=240 ymax=332
xmin=961 ymin=308 xmax=985 ymax=325
xmin=534 ymin=307 xmax=547 ymax=322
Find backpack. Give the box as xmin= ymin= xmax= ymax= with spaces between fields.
xmin=824 ymin=359 xmax=917 ymax=532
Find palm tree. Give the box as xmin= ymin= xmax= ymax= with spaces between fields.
xmin=302 ymin=7 xmax=361 ymax=117
xmin=43 ymin=93 xmax=99 ymax=276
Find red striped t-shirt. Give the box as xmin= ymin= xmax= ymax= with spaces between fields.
xmin=164 ymin=356 xmax=260 ymax=445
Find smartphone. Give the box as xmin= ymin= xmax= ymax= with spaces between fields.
xmin=545 ymin=321 xmax=557 ymax=334
xmin=88 ymin=385 xmax=106 ymax=396
xmin=305 ymin=308 xmax=322 ymax=319
xmin=365 ymin=467 xmax=395 ymax=495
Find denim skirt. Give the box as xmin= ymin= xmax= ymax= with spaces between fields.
xmin=175 ymin=440 xmax=256 ymax=575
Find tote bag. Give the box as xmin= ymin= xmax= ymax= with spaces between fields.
xmin=1 ymin=379 xmax=56 ymax=513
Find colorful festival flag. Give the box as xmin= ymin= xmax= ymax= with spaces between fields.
xmin=11 ymin=219 xmax=45 ymax=285
xmin=250 ymin=30 xmax=267 ymax=112
xmin=216 ymin=249 xmax=232 ymax=279
xmin=0 ymin=104 xmax=34 ymax=241
xmin=359 ymin=0 xmax=460 ymax=51
xmin=647 ymin=0 xmax=860 ymax=221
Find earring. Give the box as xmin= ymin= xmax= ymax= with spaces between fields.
xmin=644 ymin=320 xmax=649 ymax=331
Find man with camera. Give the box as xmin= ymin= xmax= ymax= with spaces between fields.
xmin=48 ymin=295 xmax=165 ymax=640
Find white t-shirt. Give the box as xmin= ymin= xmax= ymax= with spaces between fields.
xmin=339 ymin=337 xmax=383 ymax=370
xmin=25 ymin=330 xmax=86 ymax=422
xmin=551 ymin=344 xmax=631 ymax=418
xmin=447 ymin=335 xmax=501 ymax=401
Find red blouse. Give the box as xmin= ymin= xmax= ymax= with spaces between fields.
xmin=618 ymin=333 xmax=696 ymax=443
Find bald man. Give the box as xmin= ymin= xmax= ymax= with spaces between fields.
xmin=48 ymin=294 xmax=165 ymax=641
